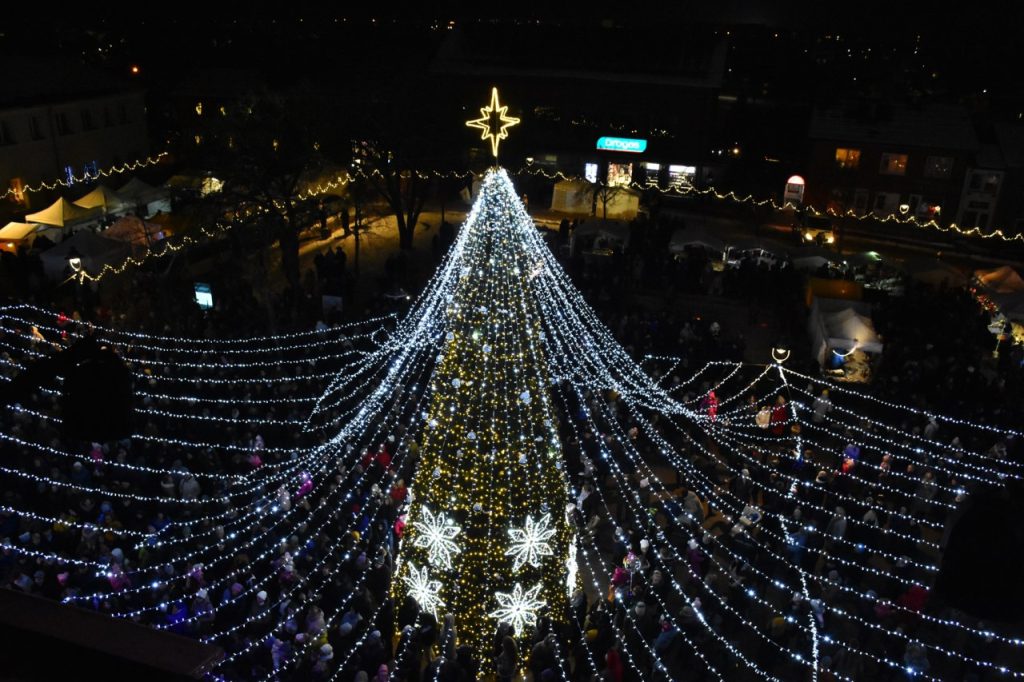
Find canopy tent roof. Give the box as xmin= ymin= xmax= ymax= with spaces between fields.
xmin=823 ymin=307 xmax=883 ymax=354
xmin=39 ymin=230 xmax=129 ymax=279
xmin=26 ymin=198 xmax=101 ymax=228
xmin=669 ymin=227 xmax=725 ymax=254
xmin=790 ymin=246 xmax=838 ymax=271
xmin=841 ymin=250 xmax=884 ymax=267
xmin=903 ymin=258 xmax=967 ymax=288
xmin=993 ymin=291 xmax=1024 ymax=321
xmin=573 ymin=218 xmax=629 ymax=241
xmin=975 ymin=265 xmax=1024 ymax=294
xmin=73 ymin=185 xmax=128 ymax=214
xmin=118 ymin=178 xmax=169 ymax=206
xmin=104 ymin=216 xmax=167 ymax=247
xmin=0 ymin=222 xmax=41 ymax=242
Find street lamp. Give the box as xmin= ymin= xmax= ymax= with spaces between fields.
xmin=771 ymin=343 xmax=791 ymax=364
xmin=67 ymin=248 xmax=82 ymax=274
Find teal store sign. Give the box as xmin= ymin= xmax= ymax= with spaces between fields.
xmin=596 ymin=136 xmax=648 ymax=153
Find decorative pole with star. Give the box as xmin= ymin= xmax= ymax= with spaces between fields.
xmin=393 ymin=89 xmax=573 ymax=669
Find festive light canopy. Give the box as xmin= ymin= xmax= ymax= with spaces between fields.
xmin=0 ymin=151 xmax=1022 ymax=679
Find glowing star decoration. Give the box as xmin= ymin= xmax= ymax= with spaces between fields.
xmin=403 ymin=563 xmax=445 ymax=616
xmin=506 ymin=513 xmax=556 ymax=571
xmin=412 ymin=507 xmax=462 ymax=570
xmin=489 ymin=582 xmax=546 ymax=636
xmin=465 ymin=87 xmax=520 ymax=159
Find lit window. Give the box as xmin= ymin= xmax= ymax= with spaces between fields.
xmin=9 ymin=178 xmax=25 ymax=204
xmin=668 ymin=164 xmax=696 ymax=188
xmin=835 ymin=148 xmax=860 ymax=169
xmin=644 ymin=163 xmax=660 ymax=184
xmin=879 ymin=153 xmax=908 ymax=176
xmin=584 ymin=163 xmax=598 ymax=183
xmin=969 ymin=172 xmax=1000 ymax=195
xmin=607 ymin=163 xmax=632 ymax=187
xmin=923 ymin=156 xmax=953 ymax=179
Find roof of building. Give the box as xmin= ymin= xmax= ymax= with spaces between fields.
xmin=0 ymin=57 xmax=140 ymax=109
xmin=810 ymin=101 xmax=979 ymax=151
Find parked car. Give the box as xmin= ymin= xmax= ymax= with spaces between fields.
xmin=725 ymin=247 xmax=782 ymax=269
xmin=800 ymin=214 xmax=836 ymax=246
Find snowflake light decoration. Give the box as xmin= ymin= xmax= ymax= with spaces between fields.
xmin=412 ymin=507 xmax=462 ymax=570
xmin=403 ymin=563 xmax=445 ymax=616
xmin=489 ymin=582 xmax=546 ymax=636
xmin=506 ymin=513 xmax=556 ymax=571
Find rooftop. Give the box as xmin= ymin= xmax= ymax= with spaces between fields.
xmin=810 ymin=101 xmax=979 ymax=151
xmin=0 ymin=57 xmax=140 ymax=109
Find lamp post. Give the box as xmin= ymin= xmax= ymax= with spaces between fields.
xmin=67 ymin=247 xmax=83 ymax=282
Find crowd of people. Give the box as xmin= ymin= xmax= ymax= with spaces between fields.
xmin=0 ymin=203 xmax=1021 ymax=681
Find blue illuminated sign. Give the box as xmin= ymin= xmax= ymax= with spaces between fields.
xmin=596 ymin=136 xmax=648 ymax=153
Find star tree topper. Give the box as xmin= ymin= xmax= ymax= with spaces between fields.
xmin=489 ymin=582 xmax=546 ymax=636
xmin=465 ymin=87 xmax=520 ymax=159
xmin=506 ymin=512 xmax=556 ymax=571
xmin=412 ymin=507 xmax=462 ymax=570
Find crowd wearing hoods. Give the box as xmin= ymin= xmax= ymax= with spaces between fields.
xmin=1 ymin=215 xmax=1023 ymax=680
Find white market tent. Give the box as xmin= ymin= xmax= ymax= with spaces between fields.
xmin=570 ymin=218 xmax=630 ymax=254
xmin=791 ymin=247 xmax=838 ymax=272
xmin=39 ymin=230 xmax=130 ymax=280
xmin=550 ymin=179 xmax=640 ymax=218
xmin=994 ymin=291 xmax=1024 ymax=321
xmin=808 ymin=297 xmax=882 ymax=366
xmin=73 ymin=185 xmax=130 ymax=216
xmin=903 ymin=258 xmax=967 ymax=288
xmin=975 ymin=265 xmax=1024 ymax=294
xmin=0 ymin=222 xmax=41 ymax=242
xmin=118 ymin=178 xmax=172 ymax=217
xmin=668 ymin=227 xmax=726 ymax=255
xmin=25 ymin=198 xmax=101 ymax=231
xmin=551 ymin=180 xmax=591 ymax=213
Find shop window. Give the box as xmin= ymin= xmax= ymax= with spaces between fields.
xmin=668 ymin=164 xmax=696 ymax=188
xmin=607 ymin=163 xmax=633 ymax=187
xmin=643 ymin=162 xmax=660 ymax=185
xmin=923 ymin=156 xmax=953 ymax=179
xmin=879 ymin=152 xmax=908 ymax=176
xmin=835 ymin=148 xmax=860 ymax=169
xmin=584 ymin=163 xmax=598 ymax=183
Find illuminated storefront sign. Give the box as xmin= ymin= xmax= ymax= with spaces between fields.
xmin=596 ymin=136 xmax=647 ymax=153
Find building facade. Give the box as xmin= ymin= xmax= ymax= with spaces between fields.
xmin=0 ymin=60 xmax=148 ymax=212
xmin=804 ymin=102 xmax=978 ymax=226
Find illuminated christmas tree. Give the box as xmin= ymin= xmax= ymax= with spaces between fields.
xmin=395 ymin=161 xmax=572 ymax=657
